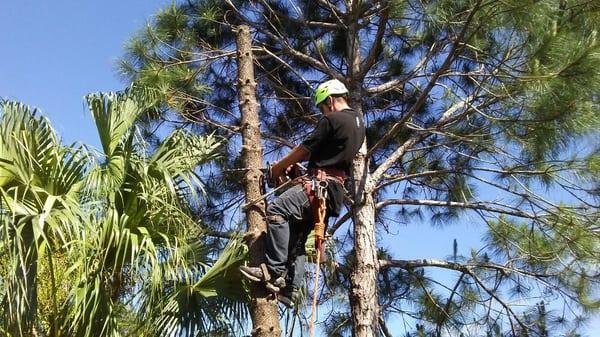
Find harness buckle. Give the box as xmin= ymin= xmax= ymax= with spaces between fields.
xmin=316 ymin=179 xmax=328 ymax=200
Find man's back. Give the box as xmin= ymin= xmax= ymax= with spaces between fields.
xmin=302 ymin=108 xmax=365 ymax=174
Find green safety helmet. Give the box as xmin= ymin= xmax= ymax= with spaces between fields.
xmin=314 ymin=79 xmax=349 ymax=106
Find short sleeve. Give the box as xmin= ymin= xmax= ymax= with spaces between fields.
xmin=301 ymin=117 xmax=332 ymax=154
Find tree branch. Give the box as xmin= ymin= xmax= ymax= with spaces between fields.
xmin=328 ymin=211 xmax=352 ymax=236
xmin=364 ymin=46 xmax=433 ymax=94
xmin=367 ymin=0 xmax=483 ymax=155
xmin=359 ymin=2 xmax=391 ymax=79
xmin=316 ymin=0 xmax=346 ymax=26
xmin=376 ymin=198 xmax=538 ymax=219
xmin=369 ymin=92 xmax=479 ymax=184
xmin=379 ymin=257 xmax=550 ymax=331
xmin=378 ymin=258 xmax=552 ymax=278
xmin=225 ymin=0 xmax=344 ymax=82
xmin=375 ymin=170 xmax=453 ymax=191
xmin=378 ymin=315 xmax=394 ymax=337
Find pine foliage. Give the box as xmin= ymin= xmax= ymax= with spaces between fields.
xmin=118 ymin=0 xmax=600 ymax=335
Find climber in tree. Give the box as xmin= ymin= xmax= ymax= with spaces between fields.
xmin=240 ymin=79 xmax=365 ymax=307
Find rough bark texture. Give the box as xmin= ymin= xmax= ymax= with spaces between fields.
xmin=347 ymin=3 xmax=381 ymax=332
xmin=236 ymin=25 xmax=281 ymax=337
xmin=348 ymin=92 xmax=380 ymax=337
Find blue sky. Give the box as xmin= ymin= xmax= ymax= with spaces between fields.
xmin=0 ymin=1 xmax=167 ymax=147
xmin=1 ymin=1 xmax=598 ymax=336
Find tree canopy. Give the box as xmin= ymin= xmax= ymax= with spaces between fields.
xmin=2 ymin=0 xmax=598 ymax=336
xmin=119 ymin=1 xmax=600 ymax=335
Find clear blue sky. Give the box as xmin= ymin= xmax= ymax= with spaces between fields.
xmin=0 ymin=0 xmax=167 ymax=147
xmin=1 ymin=1 xmax=597 ymax=336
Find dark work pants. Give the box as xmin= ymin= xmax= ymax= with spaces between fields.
xmin=265 ymin=184 xmax=312 ymax=289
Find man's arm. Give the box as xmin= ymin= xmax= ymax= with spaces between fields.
xmin=271 ymin=145 xmax=310 ymax=184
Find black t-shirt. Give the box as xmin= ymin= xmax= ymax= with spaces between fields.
xmin=301 ymin=108 xmax=366 ymax=216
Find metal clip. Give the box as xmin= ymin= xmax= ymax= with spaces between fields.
xmin=317 ymin=179 xmax=328 ymax=199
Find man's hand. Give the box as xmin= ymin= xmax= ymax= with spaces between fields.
xmin=269 ymin=145 xmax=311 ymax=187
xmin=270 ymin=161 xmax=291 ymax=186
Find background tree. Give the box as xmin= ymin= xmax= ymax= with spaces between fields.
xmin=119 ymin=1 xmax=600 ymax=336
xmin=0 ymin=89 xmax=248 ymax=336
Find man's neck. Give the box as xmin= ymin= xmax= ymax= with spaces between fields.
xmin=331 ymin=102 xmax=351 ymax=113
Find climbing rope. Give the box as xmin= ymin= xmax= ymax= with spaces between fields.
xmin=309 ymin=195 xmax=327 ymax=337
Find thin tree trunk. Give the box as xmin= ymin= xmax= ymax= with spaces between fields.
xmin=236 ymin=25 xmax=281 ymax=337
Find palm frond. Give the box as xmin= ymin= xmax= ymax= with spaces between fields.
xmin=86 ymin=86 xmax=161 ymax=158
xmin=193 ymin=235 xmax=249 ymax=299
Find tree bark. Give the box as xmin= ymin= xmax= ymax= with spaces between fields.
xmin=348 ymin=91 xmax=380 ymax=337
xmin=346 ymin=2 xmax=381 ymax=333
xmin=236 ymin=25 xmax=281 ymax=337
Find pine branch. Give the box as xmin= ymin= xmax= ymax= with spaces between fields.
xmin=259 ymin=47 xmax=317 ymax=90
xmin=462 ymin=173 xmax=562 ymax=217
xmin=376 ymin=198 xmax=539 ymax=219
xmin=328 ymin=211 xmax=352 ymax=236
xmin=436 ymin=274 xmax=466 ymax=337
xmin=378 ymin=315 xmax=394 ymax=337
xmin=375 ymin=164 xmax=575 ymax=193
xmin=375 ymin=170 xmax=453 ymax=191
xmin=358 ymin=1 xmax=391 ymax=79
xmin=370 ymin=93 xmax=479 ymax=184
xmin=469 ymin=271 xmax=526 ymax=333
xmin=259 ymin=0 xmax=335 ymax=82
xmin=364 ymin=45 xmax=435 ymax=94
xmin=258 ymin=0 xmax=341 ymax=29
xmin=315 ymin=0 xmax=346 ymax=26
xmin=225 ymin=0 xmax=345 ymax=82
xmin=367 ymin=0 xmax=483 ymax=156
xmin=377 ymin=258 xmax=546 ymax=331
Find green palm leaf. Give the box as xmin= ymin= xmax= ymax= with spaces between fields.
xmin=193 ymin=235 xmax=249 ymax=299
xmin=87 ymin=86 xmax=161 ymax=158
xmin=0 ymin=100 xmax=89 ymax=336
xmin=1 ymin=90 xmax=247 ymax=337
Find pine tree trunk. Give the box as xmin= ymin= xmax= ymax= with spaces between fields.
xmin=346 ymin=4 xmax=381 ymax=331
xmin=348 ymin=94 xmax=380 ymax=337
xmin=236 ymin=25 xmax=281 ymax=337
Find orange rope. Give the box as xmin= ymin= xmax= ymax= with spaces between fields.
xmin=309 ymin=197 xmax=327 ymax=337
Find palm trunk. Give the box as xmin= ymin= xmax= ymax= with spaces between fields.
xmin=5 ymin=222 xmax=39 ymax=337
xmin=236 ymin=25 xmax=281 ymax=337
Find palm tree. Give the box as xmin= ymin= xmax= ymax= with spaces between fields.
xmin=0 ymin=100 xmax=87 ymax=336
xmin=1 ymin=87 xmax=249 ymax=337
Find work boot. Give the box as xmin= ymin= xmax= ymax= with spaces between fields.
xmin=265 ymin=276 xmax=286 ymax=294
xmin=240 ymin=265 xmax=286 ymax=293
xmin=239 ymin=265 xmax=265 ymax=282
xmin=277 ymin=286 xmax=300 ymax=308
